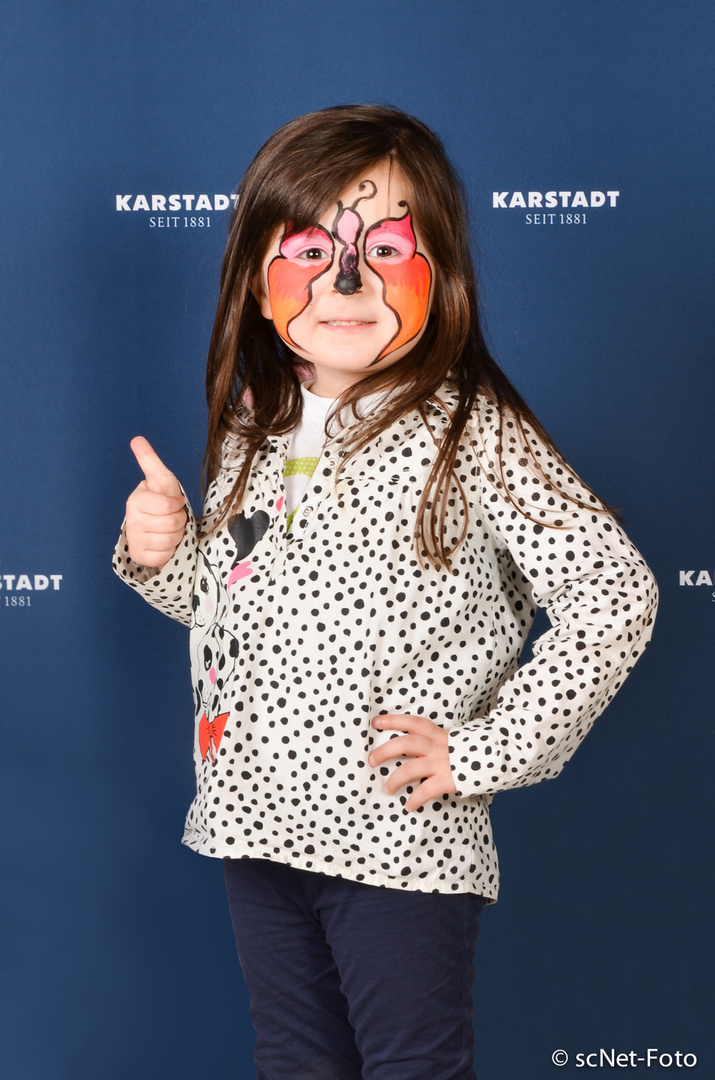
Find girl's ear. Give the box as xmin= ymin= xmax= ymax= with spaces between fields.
xmin=250 ymin=272 xmax=274 ymax=321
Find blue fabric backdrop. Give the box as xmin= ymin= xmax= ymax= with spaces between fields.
xmin=1 ymin=1 xmax=713 ymax=1076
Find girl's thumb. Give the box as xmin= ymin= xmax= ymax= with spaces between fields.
xmin=130 ymin=436 xmax=182 ymax=498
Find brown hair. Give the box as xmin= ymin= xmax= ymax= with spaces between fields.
xmin=203 ymin=104 xmax=608 ymax=567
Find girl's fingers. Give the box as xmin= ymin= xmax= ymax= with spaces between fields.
xmin=383 ymin=759 xmax=431 ymax=792
xmin=127 ymin=482 xmax=185 ymax=516
xmin=396 ymin=769 xmax=457 ymax=810
xmin=386 ymin=764 xmax=454 ymax=809
xmin=367 ymin=713 xmax=455 ymax=808
xmin=127 ymin=508 xmax=188 ymax=533
xmin=368 ymin=734 xmax=427 ymax=767
xmin=372 ymin=713 xmax=434 ymax=735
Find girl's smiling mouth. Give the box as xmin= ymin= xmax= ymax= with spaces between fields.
xmin=320 ymin=319 xmax=376 ymax=330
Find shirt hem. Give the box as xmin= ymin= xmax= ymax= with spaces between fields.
xmin=181 ymin=831 xmax=498 ymax=902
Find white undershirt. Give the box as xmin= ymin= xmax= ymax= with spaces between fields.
xmin=283 ymin=385 xmax=338 ymax=528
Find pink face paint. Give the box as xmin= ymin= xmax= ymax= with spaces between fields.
xmin=363 ymin=212 xmax=432 ymax=361
xmin=266 ymin=225 xmax=334 ymax=346
xmin=331 ymin=179 xmax=377 ymax=295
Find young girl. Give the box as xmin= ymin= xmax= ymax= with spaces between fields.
xmin=114 ymin=105 xmax=657 ymax=1080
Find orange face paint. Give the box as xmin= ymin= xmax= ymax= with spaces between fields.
xmin=363 ymin=213 xmax=432 ymax=362
xmin=266 ymin=225 xmax=334 ymax=346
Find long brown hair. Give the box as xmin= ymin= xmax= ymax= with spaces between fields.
xmin=204 ymin=104 xmax=608 ymax=568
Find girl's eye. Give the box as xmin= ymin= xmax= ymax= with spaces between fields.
xmin=298 ymin=247 xmax=330 ymax=261
xmin=367 ymin=244 xmax=399 ymax=259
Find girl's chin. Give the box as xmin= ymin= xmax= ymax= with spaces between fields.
xmin=290 ymin=352 xmax=397 ymax=384
xmin=287 ymin=337 xmax=392 ymax=369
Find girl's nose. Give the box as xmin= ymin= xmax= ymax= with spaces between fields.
xmin=333 ymin=204 xmax=363 ymax=294
xmin=334 ymin=251 xmax=362 ymax=294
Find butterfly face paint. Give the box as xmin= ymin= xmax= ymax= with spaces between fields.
xmin=259 ymin=162 xmax=433 ymax=391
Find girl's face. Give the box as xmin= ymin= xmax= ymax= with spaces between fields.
xmin=253 ymin=160 xmax=434 ymax=397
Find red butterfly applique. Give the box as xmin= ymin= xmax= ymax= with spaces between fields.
xmin=198 ymin=712 xmax=229 ymax=764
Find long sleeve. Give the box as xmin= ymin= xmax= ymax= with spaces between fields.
xmin=112 ymin=491 xmax=199 ymax=627
xmin=448 ymin=403 xmax=658 ymax=797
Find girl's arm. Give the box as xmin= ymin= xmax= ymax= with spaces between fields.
xmin=369 ymin=403 xmax=657 ymax=809
xmin=447 ymin=404 xmax=658 ymax=798
xmin=113 ymin=437 xmax=199 ymax=627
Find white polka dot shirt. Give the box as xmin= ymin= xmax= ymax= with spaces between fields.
xmin=113 ymin=388 xmax=657 ymax=899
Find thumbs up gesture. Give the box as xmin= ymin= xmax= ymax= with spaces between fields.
xmin=124 ymin=436 xmax=188 ymax=569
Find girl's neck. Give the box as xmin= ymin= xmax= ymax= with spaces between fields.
xmin=304 ymin=379 xmax=337 ymax=399
xmin=305 ymin=372 xmax=354 ymax=399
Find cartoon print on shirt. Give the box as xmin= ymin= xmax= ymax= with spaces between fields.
xmin=191 ymin=511 xmax=268 ymax=763
xmin=191 ymin=550 xmax=236 ymax=764
xmin=265 ymin=179 xmax=431 ymax=365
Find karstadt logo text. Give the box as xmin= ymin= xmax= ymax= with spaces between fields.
xmin=1 ymin=571 xmax=63 ymax=608
xmin=115 ymin=192 xmax=237 ymax=230
xmin=492 ymin=188 xmax=620 ymax=226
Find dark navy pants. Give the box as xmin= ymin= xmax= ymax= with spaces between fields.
xmin=224 ymin=858 xmax=485 ymax=1080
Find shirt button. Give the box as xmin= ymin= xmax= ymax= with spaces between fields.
xmin=302 ymin=505 xmax=313 ymax=516
xmin=326 ymin=457 xmax=337 ymax=468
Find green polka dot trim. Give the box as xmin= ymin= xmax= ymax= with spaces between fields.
xmin=284 ymin=456 xmax=320 ymax=477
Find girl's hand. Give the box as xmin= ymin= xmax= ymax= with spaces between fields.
xmin=124 ymin=437 xmax=187 ymax=569
xmin=368 ymin=714 xmax=457 ymax=812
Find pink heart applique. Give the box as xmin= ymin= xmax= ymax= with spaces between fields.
xmin=227 ymin=560 xmax=253 ymax=588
